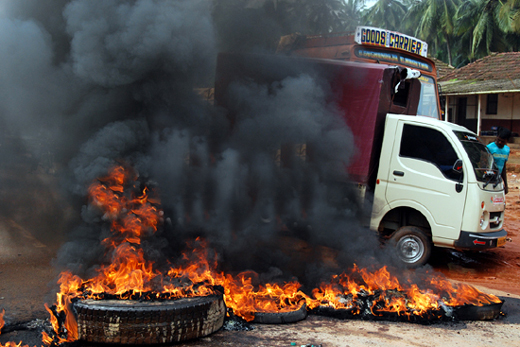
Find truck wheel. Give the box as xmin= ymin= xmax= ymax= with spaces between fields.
xmin=390 ymin=226 xmax=431 ymax=267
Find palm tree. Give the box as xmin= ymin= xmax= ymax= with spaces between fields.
xmin=362 ymin=0 xmax=408 ymax=32
xmin=455 ymin=0 xmax=511 ymax=61
xmin=341 ymin=0 xmax=367 ymax=31
xmin=403 ymin=0 xmax=461 ymax=66
xmin=287 ymin=0 xmax=366 ymax=34
xmin=454 ymin=0 xmax=484 ymax=62
xmin=498 ymin=0 xmax=520 ymax=34
xmin=212 ymin=0 xmax=366 ymax=53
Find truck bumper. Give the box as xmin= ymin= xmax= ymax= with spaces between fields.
xmin=454 ymin=229 xmax=507 ymax=250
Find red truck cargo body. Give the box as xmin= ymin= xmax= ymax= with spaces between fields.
xmin=277 ymin=28 xmax=440 ymax=120
xmin=215 ymin=52 xmax=419 ymax=186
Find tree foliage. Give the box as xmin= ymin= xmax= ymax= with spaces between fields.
xmin=212 ymin=0 xmax=520 ymax=67
xmin=373 ymin=0 xmax=520 ymax=66
xmin=363 ymin=0 xmax=408 ymax=31
xmin=212 ymin=0 xmax=366 ymax=52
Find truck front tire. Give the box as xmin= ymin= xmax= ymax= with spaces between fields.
xmin=390 ymin=226 xmax=431 ymax=267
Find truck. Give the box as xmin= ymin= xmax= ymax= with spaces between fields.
xmin=213 ymin=28 xmax=507 ymax=267
xmin=277 ymin=26 xmax=441 ymax=120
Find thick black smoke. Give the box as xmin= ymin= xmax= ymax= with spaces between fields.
xmin=0 ymin=0 xmax=395 ymax=290
xmin=0 ymin=0 xmax=216 ymax=253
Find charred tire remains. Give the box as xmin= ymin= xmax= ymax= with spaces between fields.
xmin=390 ymin=226 xmax=432 ymax=267
xmin=252 ymin=303 xmax=307 ymax=324
xmin=310 ymin=300 xmax=504 ymax=323
xmin=74 ymin=295 xmax=226 ymax=344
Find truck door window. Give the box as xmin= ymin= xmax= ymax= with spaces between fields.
xmin=400 ymin=124 xmax=462 ymax=181
xmin=417 ymin=76 xmax=439 ymax=118
xmin=454 ymin=131 xmax=499 ymax=183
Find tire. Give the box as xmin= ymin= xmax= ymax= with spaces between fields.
xmin=252 ymin=303 xmax=307 ymax=324
xmin=74 ymin=295 xmax=226 ymax=344
xmin=390 ymin=226 xmax=432 ymax=267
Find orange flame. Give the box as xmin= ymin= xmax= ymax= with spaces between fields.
xmin=43 ymin=165 xmax=165 ymax=345
xmin=1 ymin=309 xmax=38 ymax=347
xmin=1 ymin=343 xmax=25 ymax=347
xmin=41 ymin=164 xmax=503 ymax=346
xmin=306 ymin=265 xmax=501 ymax=317
xmin=164 ymin=241 xmax=307 ymax=320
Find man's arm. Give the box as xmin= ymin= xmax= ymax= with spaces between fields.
xmin=502 ymin=162 xmax=509 ymax=194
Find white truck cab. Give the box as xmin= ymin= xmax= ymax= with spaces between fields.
xmin=214 ymin=52 xmax=507 ymax=268
xmin=372 ymin=114 xmax=507 ymax=266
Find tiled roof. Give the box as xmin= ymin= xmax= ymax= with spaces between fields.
xmin=430 ymin=57 xmax=454 ymax=80
xmin=438 ymin=52 xmax=520 ymax=95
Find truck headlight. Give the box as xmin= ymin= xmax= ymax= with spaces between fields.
xmin=480 ymin=211 xmax=489 ymax=229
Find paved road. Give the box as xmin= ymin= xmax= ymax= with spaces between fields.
xmin=0 ymin=217 xmax=59 ymax=323
xmin=1 ymin=169 xmax=519 ymax=346
xmin=0 ymin=223 xmax=519 ymax=347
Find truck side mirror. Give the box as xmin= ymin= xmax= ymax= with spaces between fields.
xmin=452 ymin=159 xmax=463 ymax=174
xmin=452 ymin=159 xmax=464 ymax=191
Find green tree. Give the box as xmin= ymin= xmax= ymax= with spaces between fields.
xmin=404 ymin=0 xmax=461 ymax=66
xmin=362 ymin=0 xmax=408 ymax=31
xmin=341 ymin=0 xmax=367 ymax=31
xmin=455 ymin=0 xmax=511 ymax=60
xmin=287 ymin=0 xmax=366 ymax=34
xmin=212 ymin=0 xmax=366 ymax=53
xmin=498 ymin=0 xmax=520 ymax=33
xmin=453 ymin=0 xmax=483 ymax=63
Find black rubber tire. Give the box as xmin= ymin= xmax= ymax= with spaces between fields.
xmin=74 ymin=295 xmax=226 ymax=344
xmin=454 ymin=301 xmax=504 ymax=321
xmin=251 ymin=303 xmax=307 ymax=324
xmin=390 ymin=226 xmax=432 ymax=267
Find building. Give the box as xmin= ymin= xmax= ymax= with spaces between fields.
xmin=431 ymin=57 xmax=455 ymax=81
xmin=438 ymin=52 xmax=520 ymax=136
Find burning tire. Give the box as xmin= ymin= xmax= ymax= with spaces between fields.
xmin=251 ymin=303 xmax=307 ymax=324
xmin=390 ymin=226 xmax=432 ymax=267
xmin=454 ymin=301 xmax=504 ymax=321
xmin=74 ymin=295 xmax=226 ymax=344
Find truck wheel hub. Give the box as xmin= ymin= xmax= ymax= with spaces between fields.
xmin=397 ymin=235 xmax=424 ymax=263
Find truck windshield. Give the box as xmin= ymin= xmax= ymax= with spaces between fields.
xmin=417 ymin=75 xmax=439 ymax=119
xmin=454 ymin=131 xmax=500 ymax=183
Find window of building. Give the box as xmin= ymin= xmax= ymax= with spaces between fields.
xmin=486 ymin=94 xmax=498 ymax=115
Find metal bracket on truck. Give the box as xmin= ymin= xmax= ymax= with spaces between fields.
xmin=394 ymin=67 xmax=421 ymax=93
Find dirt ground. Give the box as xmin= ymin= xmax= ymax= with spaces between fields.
xmin=2 ymin=173 xmax=520 ymax=346
xmin=430 ymin=173 xmax=520 ymax=296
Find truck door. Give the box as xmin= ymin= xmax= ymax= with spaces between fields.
xmin=385 ymin=122 xmax=467 ymax=240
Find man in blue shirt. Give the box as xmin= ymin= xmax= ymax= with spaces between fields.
xmin=487 ymin=127 xmax=511 ymax=194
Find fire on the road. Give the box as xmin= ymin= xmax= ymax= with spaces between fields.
xmin=0 ymin=309 xmax=28 ymax=347
xmin=1 ymin=165 xmax=503 ymax=346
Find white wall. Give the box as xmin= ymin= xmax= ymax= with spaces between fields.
xmin=482 ymin=93 xmax=520 ymax=120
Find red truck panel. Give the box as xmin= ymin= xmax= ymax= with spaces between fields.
xmin=215 ymin=52 xmax=393 ymax=185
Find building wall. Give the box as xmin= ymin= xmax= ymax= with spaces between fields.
xmin=480 ymin=93 xmax=520 ymax=135
xmin=447 ymin=95 xmax=478 ymax=132
xmin=445 ymin=92 xmax=520 ymax=135
xmin=446 ymin=97 xmax=456 ymax=123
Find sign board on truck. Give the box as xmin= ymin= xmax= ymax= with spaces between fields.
xmin=354 ymin=26 xmax=428 ymax=58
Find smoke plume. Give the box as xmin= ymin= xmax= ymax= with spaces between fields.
xmin=0 ymin=0 xmax=395 ymax=290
